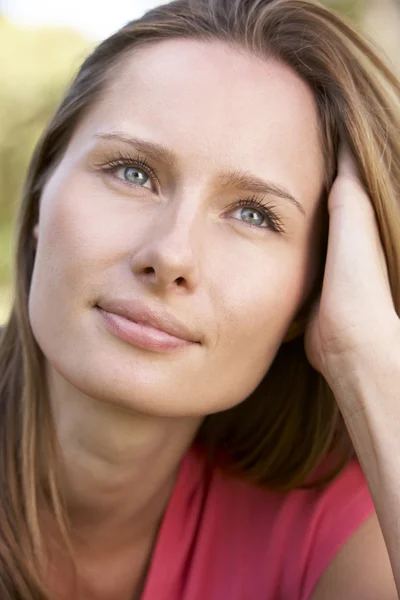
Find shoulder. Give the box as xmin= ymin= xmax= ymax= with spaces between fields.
xmin=205 ymin=456 xmax=378 ymax=598
xmin=178 ymin=448 xmax=390 ymax=598
xmin=309 ymin=511 xmax=396 ymax=600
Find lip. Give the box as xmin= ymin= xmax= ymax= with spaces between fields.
xmin=96 ymin=298 xmax=201 ymax=352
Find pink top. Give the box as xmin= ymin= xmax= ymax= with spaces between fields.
xmin=142 ymin=447 xmax=375 ymax=600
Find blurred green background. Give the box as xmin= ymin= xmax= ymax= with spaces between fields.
xmin=0 ymin=0 xmax=399 ymax=324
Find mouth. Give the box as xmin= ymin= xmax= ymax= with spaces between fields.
xmin=95 ymin=301 xmax=200 ymax=353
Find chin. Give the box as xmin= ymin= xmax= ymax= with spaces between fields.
xmin=34 ymin=311 xmax=265 ymax=419
xmin=47 ymin=350 xmax=247 ymax=420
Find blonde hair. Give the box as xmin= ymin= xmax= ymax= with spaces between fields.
xmin=0 ymin=0 xmax=399 ymax=596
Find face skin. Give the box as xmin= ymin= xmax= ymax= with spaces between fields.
xmin=29 ymin=39 xmax=325 ymax=420
xmin=28 ymin=43 xmax=327 ymax=586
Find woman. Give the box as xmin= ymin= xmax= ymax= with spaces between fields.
xmin=0 ymin=0 xmax=399 ymax=597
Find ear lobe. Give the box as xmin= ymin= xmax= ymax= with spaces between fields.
xmin=283 ymin=279 xmax=322 ymax=343
xmin=283 ymin=316 xmax=307 ymax=343
xmin=33 ymin=224 xmax=39 ymax=248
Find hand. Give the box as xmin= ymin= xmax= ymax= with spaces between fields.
xmin=304 ymin=143 xmax=399 ymax=387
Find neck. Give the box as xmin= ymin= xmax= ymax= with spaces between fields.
xmin=46 ymin=365 xmax=201 ymax=547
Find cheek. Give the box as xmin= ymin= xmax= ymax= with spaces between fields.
xmin=28 ymin=177 xmax=118 ymax=379
xmin=200 ymin=253 xmax=310 ymax=410
xmin=31 ymin=174 xmax=121 ymax=297
xmin=31 ymin=198 xmax=85 ymax=305
xmin=28 ymin=178 xmax=98 ymax=341
xmin=217 ymin=246 xmax=311 ymax=360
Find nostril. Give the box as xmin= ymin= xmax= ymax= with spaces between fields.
xmin=143 ymin=267 xmax=155 ymax=275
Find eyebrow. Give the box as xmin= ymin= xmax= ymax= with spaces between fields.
xmin=217 ymin=171 xmax=305 ymax=216
xmin=95 ymin=132 xmax=177 ymax=168
xmin=94 ymin=132 xmax=305 ymax=217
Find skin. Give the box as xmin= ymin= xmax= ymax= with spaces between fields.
xmin=305 ymin=145 xmax=400 ymax=598
xmin=29 ymin=39 xmax=327 ymax=596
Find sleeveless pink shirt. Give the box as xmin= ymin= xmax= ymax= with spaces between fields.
xmin=141 ymin=447 xmax=374 ymax=600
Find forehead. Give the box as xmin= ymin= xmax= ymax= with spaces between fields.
xmin=74 ymin=39 xmax=325 ymax=207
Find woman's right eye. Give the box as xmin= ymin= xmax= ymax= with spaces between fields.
xmin=97 ymin=153 xmax=159 ymax=190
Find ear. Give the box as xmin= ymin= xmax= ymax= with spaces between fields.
xmin=33 ymin=224 xmax=39 ymax=247
xmin=283 ymin=316 xmax=307 ymax=342
xmin=284 ymin=273 xmax=323 ymax=343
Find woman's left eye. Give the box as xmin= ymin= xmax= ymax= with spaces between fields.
xmin=229 ymin=199 xmax=285 ymax=233
xmin=231 ymin=205 xmax=268 ymax=228
xmin=115 ymin=166 xmax=151 ymax=187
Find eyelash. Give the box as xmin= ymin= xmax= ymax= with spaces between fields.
xmin=95 ymin=152 xmax=286 ymax=234
xmin=232 ymin=197 xmax=285 ymax=234
xmin=96 ymin=151 xmax=159 ymax=186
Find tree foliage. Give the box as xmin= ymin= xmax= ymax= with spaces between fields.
xmin=323 ymin=0 xmax=362 ymax=21
xmin=0 ymin=18 xmax=92 ymax=286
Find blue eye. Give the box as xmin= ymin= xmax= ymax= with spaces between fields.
xmin=98 ymin=152 xmax=158 ymax=189
xmin=118 ymin=166 xmax=149 ymax=186
xmin=233 ymin=206 xmax=267 ymax=227
xmin=229 ymin=198 xmax=285 ymax=233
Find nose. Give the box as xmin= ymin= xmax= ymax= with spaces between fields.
xmin=130 ymin=208 xmax=201 ymax=294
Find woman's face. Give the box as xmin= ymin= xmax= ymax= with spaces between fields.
xmin=29 ymin=39 xmax=325 ymax=417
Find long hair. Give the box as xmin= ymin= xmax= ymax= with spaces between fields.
xmin=0 ymin=0 xmax=399 ymax=596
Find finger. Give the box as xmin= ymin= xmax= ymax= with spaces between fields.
xmin=324 ymin=147 xmax=394 ymax=318
xmin=337 ymin=140 xmax=359 ymax=180
xmin=336 ymin=142 xmax=390 ymax=281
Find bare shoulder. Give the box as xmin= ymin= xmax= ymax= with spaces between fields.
xmin=309 ymin=512 xmax=397 ymax=600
